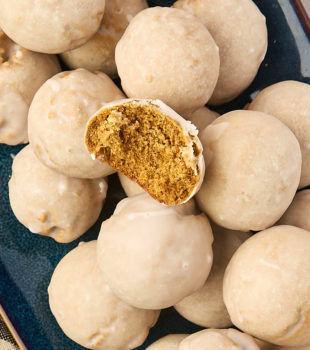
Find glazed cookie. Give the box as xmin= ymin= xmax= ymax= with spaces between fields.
xmin=184 ymin=107 xmax=219 ymax=134
xmin=115 ymin=7 xmax=220 ymax=114
xmin=174 ymin=0 xmax=267 ymax=105
xmin=249 ymin=81 xmax=310 ymax=188
xmin=0 ymin=30 xmax=60 ymax=145
xmin=28 ymin=69 xmax=124 ymax=178
xmin=85 ymin=99 xmax=204 ymax=205
xmin=196 ymin=110 xmax=301 ymax=231
xmin=9 ymin=146 xmax=107 ymax=243
xmin=97 ymin=194 xmax=213 ymax=309
xmin=179 ymin=328 xmax=260 ymax=350
xmin=277 ymin=190 xmax=310 ymax=232
xmin=146 ymin=334 xmax=187 ymax=350
xmin=0 ymin=0 xmax=106 ymax=54
xmin=174 ymin=224 xmax=251 ymax=328
xmin=61 ymin=0 xmax=148 ymax=78
xmin=224 ymin=225 xmax=310 ymax=347
xmin=118 ymin=173 xmax=144 ymax=197
xmin=49 ymin=241 xmax=159 ymax=349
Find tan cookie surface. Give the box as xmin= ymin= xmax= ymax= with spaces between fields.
xmin=224 ymin=225 xmax=310 ymax=347
xmin=277 ymin=189 xmax=310 ymax=230
xmin=48 ymin=241 xmax=159 ymax=349
xmin=9 ymin=146 xmax=107 ymax=243
xmin=28 ymin=69 xmax=124 ymax=178
xmin=249 ymin=81 xmax=310 ymax=188
xmin=0 ymin=0 xmax=106 ymax=53
xmin=174 ymin=0 xmax=267 ymax=105
xmin=174 ymin=224 xmax=251 ymax=328
xmin=179 ymin=329 xmax=259 ymax=350
xmin=196 ymin=110 xmax=301 ymax=231
xmin=85 ymin=98 xmax=204 ymax=205
xmin=116 ymin=7 xmax=220 ymax=114
xmin=61 ymin=0 xmax=148 ymax=77
xmin=184 ymin=107 xmax=219 ymax=134
xmin=0 ymin=30 xmax=60 ymax=145
xmin=146 ymin=334 xmax=187 ymax=350
xmin=97 ymin=194 xmax=213 ymax=309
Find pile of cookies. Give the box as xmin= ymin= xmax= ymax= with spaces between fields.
xmin=1 ymin=0 xmax=310 ymax=349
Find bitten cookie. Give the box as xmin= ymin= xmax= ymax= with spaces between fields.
xmin=85 ymin=99 xmax=204 ymax=205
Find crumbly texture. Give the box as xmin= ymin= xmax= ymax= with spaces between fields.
xmin=86 ymin=101 xmax=202 ymax=205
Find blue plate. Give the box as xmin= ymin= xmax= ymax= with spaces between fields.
xmin=0 ymin=1 xmax=309 ymax=349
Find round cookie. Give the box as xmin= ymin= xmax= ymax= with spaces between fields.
xmin=115 ymin=7 xmax=220 ymax=114
xmin=277 ymin=190 xmax=310 ymax=230
xmin=28 ymin=69 xmax=124 ymax=178
xmin=85 ymin=99 xmax=205 ymax=206
xmin=196 ymin=110 xmax=301 ymax=231
xmin=174 ymin=224 xmax=251 ymax=328
xmin=223 ymin=225 xmax=310 ymax=347
xmin=0 ymin=30 xmax=60 ymax=145
xmin=249 ymin=81 xmax=310 ymax=188
xmin=184 ymin=107 xmax=219 ymax=134
xmin=179 ymin=329 xmax=260 ymax=350
xmin=146 ymin=334 xmax=187 ymax=350
xmin=174 ymin=0 xmax=267 ymax=105
xmin=49 ymin=241 xmax=159 ymax=349
xmin=118 ymin=173 xmax=144 ymax=197
xmin=0 ymin=0 xmax=106 ymax=54
xmin=9 ymin=146 xmax=107 ymax=243
xmin=97 ymin=194 xmax=213 ymax=309
xmin=61 ymin=0 xmax=148 ymax=78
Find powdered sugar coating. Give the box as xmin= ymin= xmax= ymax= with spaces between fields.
xmin=0 ymin=0 xmax=106 ymax=53
xmin=0 ymin=30 xmax=60 ymax=145
xmin=28 ymin=69 xmax=124 ymax=178
xmin=115 ymin=7 xmax=220 ymax=114
xmin=9 ymin=146 xmax=107 ymax=243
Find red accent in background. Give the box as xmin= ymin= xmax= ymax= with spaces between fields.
xmin=292 ymin=0 xmax=310 ymax=38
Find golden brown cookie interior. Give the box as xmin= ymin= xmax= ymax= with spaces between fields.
xmin=85 ymin=101 xmax=202 ymax=205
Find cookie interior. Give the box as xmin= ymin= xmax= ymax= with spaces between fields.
xmin=85 ymin=101 xmax=201 ymax=205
